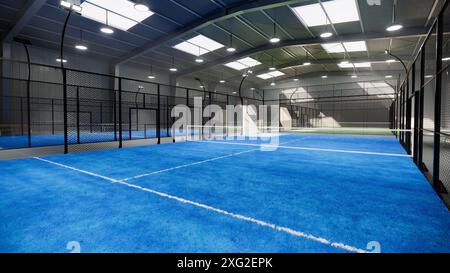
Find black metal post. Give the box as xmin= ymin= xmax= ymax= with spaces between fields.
xmin=119 ymin=78 xmax=123 ymax=148
xmin=418 ymin=49 xmax=425 ymax=169
xmin=60 ymin=11 xmax=72 ymax=154
xmin=20 ymin=97 xmax=24 ymax=135
xmin=406 ymin=80 xmax=412 ymax=154
xmin=157 ymin=84 xmax=161 ymax=144
xmin=166 ymin=97 xmax=169 ymax=138
xmin=129 ymin=108 xmax=132 ymax=141
xmin=113 ymin=91 xmax=117 ymax=141
xmin=76 ymin=87 xmax=80 ymax=144
xmin=433 ymin=13 xmax=445 ymax=193
xmin=412 ymin=64 xmax=419 ymax=163
xmin=51 ymin=99 xmax=55 ymax=135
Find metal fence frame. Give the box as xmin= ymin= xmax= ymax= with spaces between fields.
xmin=395 ymin=0 xmax=449 ymax=201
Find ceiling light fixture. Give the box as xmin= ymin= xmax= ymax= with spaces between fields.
xmin=442 ymin=57 xmax=450 ymax=61
xmin=385 ymin=75 xmax=393 ymax=78
xmin=386 ymin=59 xmax=396 ymax=63
xmin=386 ymin=1 xmax=402 ymax=32
xmin=321 ymin=75 xmax=328 ymax=79
xmin=134 ymin=1 xmax=150 ymax=12
xmin=386 ymin=24 xmax=402 ymax=32
xmin=270 ymin=23 xmax=280 ymax=43
xmin=320 ymin=32 xmax=333 ymax=38
xmin=56 ymin=58 xmax=68 ymax=63
xmin=148 ymin=65 xmax=156 ymax=79
xmin=100 ymin=11 xmax=114 ymax=34
xmin=227 ymin=33 xmax=236 ymax=52
xmin=75 ymin=29 xmax=88 ymax=51
xmin=169 ymin=56 xmax=177 ymax=72
xmin=303 ymin=62 xmax=311 ymax=66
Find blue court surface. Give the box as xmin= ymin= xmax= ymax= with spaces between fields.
xmin=1 ymin=133 xmax=449 ymax=253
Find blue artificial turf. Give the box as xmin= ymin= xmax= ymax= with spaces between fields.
xmin=0 ymin=133 xmax=449 ymax=253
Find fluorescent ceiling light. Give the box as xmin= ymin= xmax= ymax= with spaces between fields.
xmin=195 ymin=58 xmax=204 ymax=63
xmin=322 ymin=41 xmax=367 ymax=53
xmin=75 ymin=44 xmax=88 ymax=50
xmin=257 ymin=70 xmax=285 ymax=80
xmin=425 ymin=75 xmax=433 ymax=78
xmin=169 ymin=67 xmax=177 ymax=72
xmin=269 ymin=37 xmax=280 ymax=43
xmin=386 ymin=59 xmax=396 ymax=63
xmin=134 ymin=3 xmax=149 ymax=12
xmin=100 ymin=27 xmax=114 ymax=34
xmin=351 ymin=75 xmax=358 ymax=78
xmin=321 ymin=75 xmax=328 ymax=78
xmin=219 ymin=80 xmax=226 ymax=83
xmin=385 ymin=75 xmax=393 ymax=78
xmin=227 ymin=47 xmax=236 ymax=52
xmin=56 ymin=58 xmax=68 ymax=63
xmin=303 ymin=62 xmax=311 ymax=66
xmin=173 ymin=35 xmax=224 ymax=56
xmin=338 ymin=62 xmax=371 ymax=68
xmin=291 ymin=0 xmax=359 ymax=27
xmin=270 ymin=82 xmax=276 ymax=86
xmin=224 ymin=57 xmax=262 ymax=71
xmin=148 ymin=75 xmax=156 ymax=79
xmin=80 ymin=0 xmax=154 ymax=31
xmin=320 ymin=32 xmax=333 ymax=38
xmin=442 ymin=57 xmax=450 ymax=61
xmin=386 ymin=24 xmax=403 ymax=32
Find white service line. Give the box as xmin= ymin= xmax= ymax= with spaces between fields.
xmin=33 ymin=156 xmax=367 ymax=253
xmin=121 ymin=148 xmax=259 ymax=181
xmin=122 ymin=138 xmax=301 ymax=182
xmin=199 ymin=140 xmax=413 ymax=158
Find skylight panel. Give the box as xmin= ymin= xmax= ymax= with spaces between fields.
xmin=322 ymin=43 xmax=345 ymax=53
xmin=256 ymin=71 xmax=285 ymax=80
xmin=224 ymin=57 xmax=262 ymax=71
xmin=343 ymin=41 xmax=367 ymax=52
xmin=173 ymin=35 xmax=224 ymax=56
xmin=80 ymin=0 xmax=154 ymax=31
xmin=291 ymin=0 xmax=360 ymax=27
xmin=322 ymin=41 xmax=367 ymax=53
xmin=322 ymin=0 xmax=359 ymax=25
xmin=291 ymin=4 xmax=327 ymax=27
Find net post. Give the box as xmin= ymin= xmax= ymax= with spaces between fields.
xmin=157 ymin=84 xmax=161 ymax=144
xmin=128 ymin=108 xmax=132 ymax=141
xmin=51 ymin=99 xmax=55 ymax=135
xmin=118 ymin=78 xmax=123 ymax=148
xmin=76 ymin=86 xmax=80 ymax=144
xmin=113 ymin=90 xmax=117 ymax=141
xmin=20 ymin=97 xmax=24 ymax=135
xmin=63 ymin=67 xmax=68 ymax=154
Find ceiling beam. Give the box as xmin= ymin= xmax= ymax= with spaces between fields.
xmin=0 ymin=0 xmax=47 ymax=43
xmin=222 ymin=55 xmax=411 ymax=83
xmin=111 ymin=0 xmax=309 ymax=66
xmin=175 ymin=26 xmax=430 ymax=77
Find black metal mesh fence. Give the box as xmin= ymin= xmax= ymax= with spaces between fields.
xmin=0 ymin=59 xmax=260 ymax=152
xmin=396 ymin=1 xmax=450 ymax=205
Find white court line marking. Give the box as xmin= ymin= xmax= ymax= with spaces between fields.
xmin=121 ymin=148 xmax=259 ymax=181
xmin=33 ymin=156 xmax=367 ymax=253
xmin=198 ymin=140 xmax=412 ymax=158
xmin=121 ymin=138 xmax=301 ymax=182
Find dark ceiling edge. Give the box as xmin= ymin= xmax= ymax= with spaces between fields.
xmin=174 ymin=26 xmax=430 ymax=77
xmin=0 ymin=0 xmax=47 ymax=43
xmin=110 ymin=0 xmax=308 ymax=66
